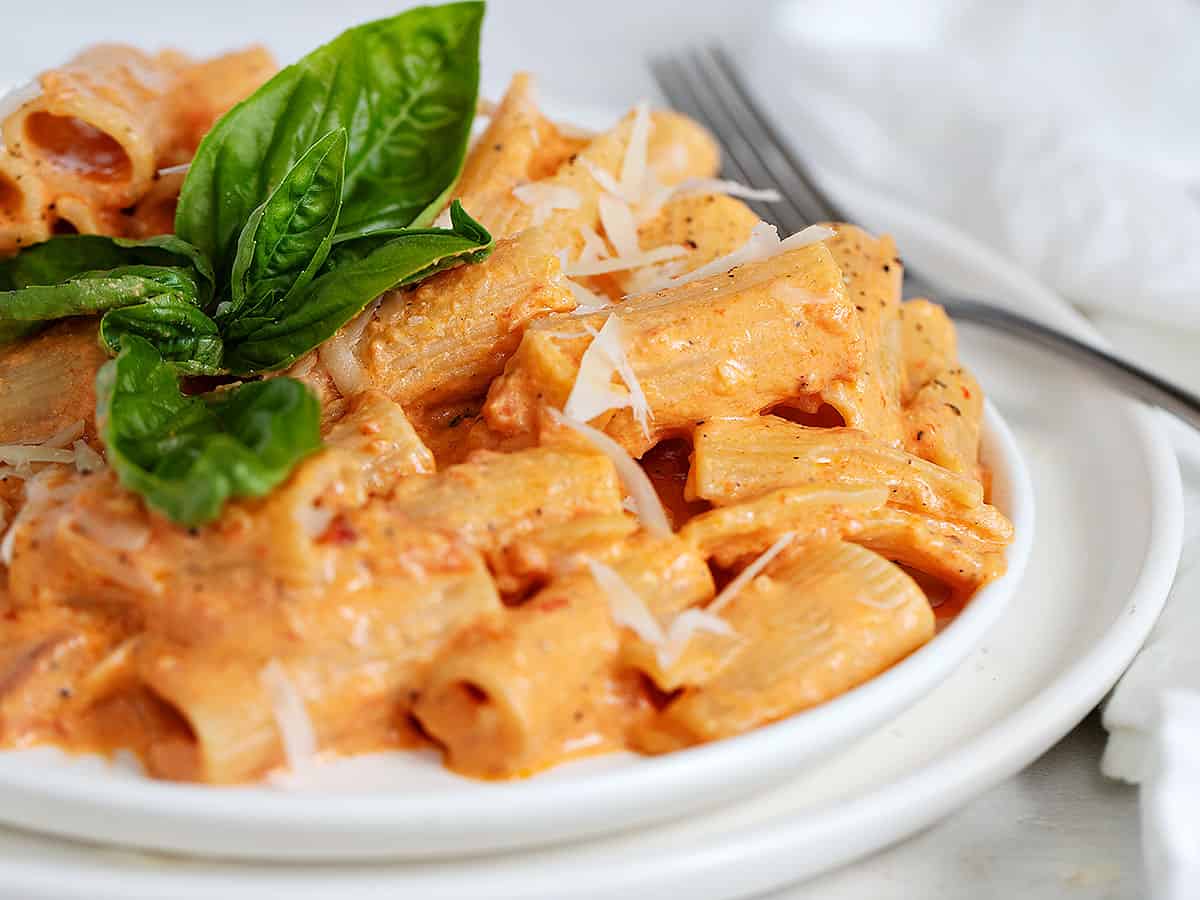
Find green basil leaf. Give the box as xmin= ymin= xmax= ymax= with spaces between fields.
xmin=0 ymin=235 xmax=215 ymax=307
xmin=229 ymin=129 xmax=347 ymax=320
xmin=221 ymin=201 xmax=492 ymax=374
xmin=176 ymin=1 xmax=483 ymax=279
xmin=100 ymin=299 xmax=224 ymax=375
xmin=323 ymin=193 xmax=493 ymax=269
xmin=96 ymin=334 xmax=321 ymax=526
xmin=0 ymin=265 xmax=200 ymax=335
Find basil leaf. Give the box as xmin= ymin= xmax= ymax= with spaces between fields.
xmin=0 ymin=264 xmax=200 ymax=340
xmin=0 ymin=235 xmax=215 ymax=307
xmin=176 ymin=1 xmax=483 ymax=279
xmin=323 ymin=195 xmax=492 ymax=269
xmin=221 ymin=201 xmax=492 ymax=374
xmin=100 ymin=299 xmax=224 ymax=375
xmin=96 ymin=334 xmax=321 ymax=526
xmin=229 ymin=129 xmax=347 ymax=320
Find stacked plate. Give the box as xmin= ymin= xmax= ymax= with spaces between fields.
xmin=0 ymin=179 xmax=1181 ymax=900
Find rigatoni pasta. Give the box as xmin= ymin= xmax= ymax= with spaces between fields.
xmin=0 ymin=44 xmax=275 ymax=255
xmin=0 ymin=24 xmax=1014 ymax=787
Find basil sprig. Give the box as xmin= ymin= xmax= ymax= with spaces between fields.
xmin=222 ymin=200 xmax=491 ymax=373
xmin=97 ymin=335 xmax=321 ymax=526
xmin=176 ymin=0 xmax=484 ymax=280
xmin=0 ymin=2 xmax=492 ymax=525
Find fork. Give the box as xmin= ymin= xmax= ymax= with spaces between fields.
xmin=651 ymin=46 xmax=1200 ymax=431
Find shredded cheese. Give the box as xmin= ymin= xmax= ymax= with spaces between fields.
xmin=581 ymin=159 xmax=629 ymax=202
xmin=564 ymin=245 xmax=687 ymax=277
xmin=156 ymin=162 xmax=190 ymax=177
xmin=546 ymin=408 xmax=670 ymax=537
xmin=585 ymin=559 xmax=735 ymax=669
xmin=710 ymin=531 xmax=797 ymax=615
xmin=0 ymin=517 xmax=16 ymax=567
xmin=512 ymin=183 xmax=581 ymax=226
xmin=566 ymin=279 xmax=612 ymax=313
xmin=597 ymin=192 xmax=640 ymax=258
xmin=586 ymin=558 xmax=664 ymax=645
xmin=72 ymin=439 xmax=104 ymax=474
xmin=637 ymin=222 xmax=835 ymax=294
xmin=0 ymin=419 xmax=85 ymax=471
xmin=619 ymin=100 xmax=652 ymax=200
xmin=319 ymin=299 xmax=379 ymax=397
xmin=562 ymin=315 xmax=651 ymax=438
xmin=576 ymin=224 xmax=610 ymax=265
xmin=260 ymin=660 xmax=317 ymax=776
xmin=658 ymin=608 xmax=735 ymax=668
xmin=636 ymin=176 xmax=783 ymax=223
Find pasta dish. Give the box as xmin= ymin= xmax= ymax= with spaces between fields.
xmin=0 ymin=3 xmax=1013 ymax=784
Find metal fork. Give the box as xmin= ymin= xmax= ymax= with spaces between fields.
xmin=652 ymin=46 xmax=1200 ymax=431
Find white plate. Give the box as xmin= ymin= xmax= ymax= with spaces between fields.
xmin=0 ymin=285 xmax=1034 ymax=860
xmin=0 ymin=169 xmax=1184 ymax=898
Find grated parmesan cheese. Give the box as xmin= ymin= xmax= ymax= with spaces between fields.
xmin=546 ymin=408 xmax=670 ymax=537
xmin=657 ymin=608 xmax=735 ymax=668
xmin=576 ymin=223 xmax=610 ymax=265
xmin=156 ymin=162 xmax=190 ymax=177
xmin=635 ymin=222 xmax=835 ymax=295
xmin=619 ymin=101 xmax=652 ymax=200
xmin=710 ymin=531 xmax=796 ymax=615
xmin=72 ymin=439 xmax=104 ymax=474
xmin=564 ymin=244 xmax=687 ymax=278
xmin=0 ymin=419 xmax=85 ymax=471
xmin=260 ymin=660 xmax=317 ymax=778
xmin=585 ymin=559 xmax=735 ymax=669
xmin=512 ymin=183 xmax=581 ymax=226
xmin=636 ymin=176 xmax=783 ymax=224
xmin=586 ymin=558 xmax=664 ymax=646
xmin=597 ymin=192 xmax=639 ymax=259
xmin=319 ymin=299 xmax=379 ymax=397
xmin=566 ymin=279 xmax=613 ymax=313
xmin=562 ymin=315 xmax=651 ymax=438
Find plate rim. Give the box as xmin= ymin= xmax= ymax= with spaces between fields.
xmin=0 ymin=410 xmax=1034 ymax=860
xmin=0 ymin=172 xmax=1184 ymax=900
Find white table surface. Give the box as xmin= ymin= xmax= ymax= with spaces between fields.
xmin=1 ymin=2 xmax=1171 ymax=897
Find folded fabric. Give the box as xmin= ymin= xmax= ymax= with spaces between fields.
xmin=749 ymin=0 xmax=1200 ymax=328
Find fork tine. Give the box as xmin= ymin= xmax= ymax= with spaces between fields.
xmin=705 ymin=45 xmax=848 ymax=225
xmin=651 ymin=55 xmax=776 ymax=222
xmin=677 ymin=48 xmax=813 ymax=235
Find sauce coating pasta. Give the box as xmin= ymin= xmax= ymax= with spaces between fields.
xmin=0 ymin=51 xmax=1013 ymax=784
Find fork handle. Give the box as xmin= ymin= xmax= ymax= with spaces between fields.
xmin=931 ymin=294 xmax=1200 ymax=431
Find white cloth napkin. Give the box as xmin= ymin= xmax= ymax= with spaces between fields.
xmin=749 ymin=1 xmax=1200 ymax=894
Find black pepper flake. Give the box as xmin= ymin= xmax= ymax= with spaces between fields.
xmin=882 ymin=263 xmax=891 ymax=272
xmin=568 ymin=153 xmax=578 ymax=164
xmin=945 ymin=403 xmax=962 ymax=416
xmin=855 ymin=304 xmax=866 ymax=312
xmin=916 ymin=430 xmax=925 ymax=441
xmin=493 ymin=143 xmax=503 ymax=151
xmin=58 ymin=687 xmax=72 ymax=699
xmin=684 ymin=239 xmax=698 ymax=249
